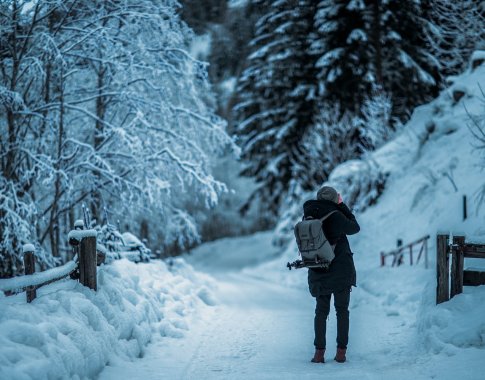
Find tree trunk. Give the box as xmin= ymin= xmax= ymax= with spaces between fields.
xmin=5 ymin=0 xmax=19 ymax=180
xmin=91 ymin=66 xmax=107 ymax=222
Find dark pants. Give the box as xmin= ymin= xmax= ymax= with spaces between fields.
xmin=314 ymin=288 xmax=351 ymax=349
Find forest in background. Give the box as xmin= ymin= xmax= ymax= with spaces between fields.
xmin=180 ymin=0 xmax=484 ymax=215
xmin=1 ymin=0 xmax=484 ymax=277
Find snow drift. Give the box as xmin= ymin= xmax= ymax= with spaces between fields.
xmin=0 ymin=259 xmax=216 ymax=380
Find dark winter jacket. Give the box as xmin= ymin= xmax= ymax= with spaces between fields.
xmin=303 ymin=199 xmax=360 ymax=297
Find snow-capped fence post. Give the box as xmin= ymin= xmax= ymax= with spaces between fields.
xmin=68 ymin=228 xmax=98 ymax=290
xmin=450 ymin=236 xmax=465 ymax=299
xmin=79 ymin=235 xmax=97 ymax=291
xmin=436 ymin=234 xmax=450 ymax=304
xmin=463 ymin=195 xmax=467 ymax=221
xmin=23 ymin=244 xmax=37 ymax=303
xmin=396 ymin=239 xmax=403 ymax=266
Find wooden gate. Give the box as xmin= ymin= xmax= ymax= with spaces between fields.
xmin=436 ymin=234 xmax=485 ymax=304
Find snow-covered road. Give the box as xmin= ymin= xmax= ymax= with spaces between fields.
xmin=97 ymin=231 xmax=484 ymax=380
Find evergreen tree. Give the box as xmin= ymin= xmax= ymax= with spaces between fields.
xmin=375 ymin=0 xmax=440 ymax=119
xmin=313 ymin=0 xmax=440 ymax=121
xmin=178 ymin=0 xmax=227 ymax=34
xmin=425 ymin=0 xmax=485 ymax=78
xmin=234 ymin=0 xmax=320 ymax=214
xmin=312 ymin=0 xmax=372 ymax=116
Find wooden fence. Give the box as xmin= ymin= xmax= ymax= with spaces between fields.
xmin=0 ymin=230 xmax=98 ymax=303
xmin=436 ymin=234 xmax=485 ymax=304
xmin=380 ymin=235 xmax=430 ymax=269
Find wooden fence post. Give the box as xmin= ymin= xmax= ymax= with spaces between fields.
xmin=436 ymin=234 xmax=450 ymax=304
xmin=79 ymin=236 xmax=97 ymax=291
xmin=450 ymin=235 xmax=465 ymax=299
xmin=463 ymin=195 xmax=467 ymax=221
xmin=23 ymin=244 xmax=37 ymax=303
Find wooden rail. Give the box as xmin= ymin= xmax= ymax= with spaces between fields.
xmin=0 ymin=231 xmax=98 ymax=302
xmin=380 ymin=235 xmax=430 ymax=269
xmin=436 ymin=234 xmax=485 ymax=304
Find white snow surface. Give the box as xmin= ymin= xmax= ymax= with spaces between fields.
xmin=97 ymin=229 xmax=485 ymax=380
xmin=67 ymin=229 xmax=97 ymax=242
xmin=22 ymin=244 xmax=35 ymax=253
xmin=0 ymin=259 xmax=216 ymax=380
xmin=189 ymin=33 xmax=211 ymax=61
xmin=471 ymin=50 xmax=485 ymax=62
xmin=228 ymin=0 xmax=249 ymax=8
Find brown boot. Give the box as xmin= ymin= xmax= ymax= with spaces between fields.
xmin=334 ymin=347 xmax=346 ymax=363
xmin=311 ymin=348 xmax=325 ymax=363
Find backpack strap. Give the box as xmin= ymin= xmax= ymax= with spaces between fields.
xmin=318 ymin=210 xmax=338 ymax=223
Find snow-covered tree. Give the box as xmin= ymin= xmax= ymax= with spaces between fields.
xmin=234 ymin=0 xmax=319 ymax=214
xmin=312 ymin=0 xmax=372 ymax=116
xmin=358 ymin=88 xmax=394 ymax=151
xmin=302 ymin=103 xmax=359 ymax=177
xmin=468 ymin=87 xmax=485 ymax=207
xmin=0 ymin=0 xmax=235 ymax=277
xmin=425 ymin=0 xmax=485 ymax=78
xmin=373 ymin=0 xmax=440 ymax=120
xmin=0 ymin=0 xmax=66 ymax=275
xmin=312 ymin=0 xmax=440 ymax=121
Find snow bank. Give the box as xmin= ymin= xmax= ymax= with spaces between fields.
xmin=0 ymin=258 xmax=216 ymax=380
xmin=418 ymin=286 xmax=485 ymax=353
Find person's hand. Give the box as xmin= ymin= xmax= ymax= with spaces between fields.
xmin=338 ymin=193 xmax=343 ymax=204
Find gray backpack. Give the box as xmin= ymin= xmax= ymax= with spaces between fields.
xmin=294 ymin=211 xmax=337 ymax=268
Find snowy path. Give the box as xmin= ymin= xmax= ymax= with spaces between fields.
xmin=99 ymin=232 xmax=485 ymax=380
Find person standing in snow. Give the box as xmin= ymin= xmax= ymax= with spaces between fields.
xmin=303 ymin=186 xmax=360 ymax=364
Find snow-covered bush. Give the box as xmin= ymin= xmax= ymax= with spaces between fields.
xmin=309 ymin=106 xmax=362 ymax=176
xmin=359 ymin=89 xmax=395 ymax=151
xmin=272 ymin=181 xmax=309 ymax=248
xmin=326 ymin=158 xmax=388 ymax=212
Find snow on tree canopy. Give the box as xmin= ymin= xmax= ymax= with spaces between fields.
xmin=0 ymin=0 xmax=236 ymax=275
xmin=471 ymin=50 xmax=485 ymax=62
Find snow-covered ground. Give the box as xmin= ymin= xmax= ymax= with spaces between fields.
xmin=98 ymin=229 xmax=485 ymax=380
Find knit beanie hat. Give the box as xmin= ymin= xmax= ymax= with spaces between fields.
xmin=317 ymin=186 xmax=338 ymax=203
